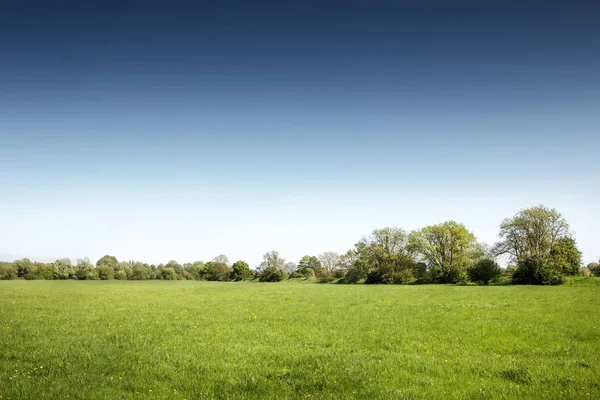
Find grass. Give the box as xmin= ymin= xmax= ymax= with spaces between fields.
xmin=0 ymin=279 xmax=599 ymax=399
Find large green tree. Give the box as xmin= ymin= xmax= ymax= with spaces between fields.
xmin=354 ymin=227 xmax=417 ymax=284
xmin=96 ymin=255 xmax=119 ymax=269
xmin=408 ymin=221 xmax=480 ymax=283
xmin=230 ymin=261 xmax=251 ymax=281
xmin=494 ymin=205 xmax=570 ymax=262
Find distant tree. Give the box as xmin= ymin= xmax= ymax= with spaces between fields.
xmin=231 ymin=261 xmax=252 ymax=281
xmin=204 ymin=261 xmax=232 ymax=281
xmin=408 ymin=221 xmax=480 ymax=283
xmin=14 ymin=258 xmax=33 ymax=279
xmin=259 ymin=251 xmax=288 ymax=282
xmin=96 ymin=255 xmax=119 ymax=269
xmin=160 ymin=267 xmax=179 ymax=280
xmin=549 ymin=237 xmax=582 ymax=276
xmin=117 ymin=261 xmax=133 ymax=280
xmin=468 ymin=258 xmax=502 ymax=285
xmin=0 ymin=262 xmax=18 ymax=280
xmin=131 ymin=262 xmax=151 ymax=280
xmin=164 ymin=260 xmax=184 ymax=278
xmin=34 ymin=263 xmax=54 ymax=280
xmin=284 ymin=262 xmax=297 ymax=277
xmin=75 ymin=258 xmax=96 ymax=280
xmin=494 ymin=205 xmax=570 ymax=262
xmin=295 ymin=255 xmax=322 ymax=278
xmin=212 ymin=254 xmax=230 ymax=266
xmin=352 ymin=227 xmax=418 ymax=284
xmin=53 ymin=258 xmax=75 ymax=280
xmin=318 ymin=251 xmax=340 ymax=274
xmin=185 ymin=261 xmax=205 ymax=280
xmin=587 ymin=262 xmax=600 ymax=277
xmin=97 ymin=265 xmax=115 ymax=280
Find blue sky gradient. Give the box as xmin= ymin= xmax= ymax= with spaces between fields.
xmin=1 ymin=1 xmax=598 ymax=266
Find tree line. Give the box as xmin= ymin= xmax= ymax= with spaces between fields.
xmin=1 ymin=205 xmax=597 ymax=285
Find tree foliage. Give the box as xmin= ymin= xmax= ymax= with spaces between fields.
xmin=408 ymin=221 xmax=480 ymax=283
xmin=231 ymin=261 xmax=252 ymax=281
xmin=494 ymin=205 xmax=570 ymax=262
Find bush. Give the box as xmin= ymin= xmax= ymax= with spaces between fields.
xmin=332 ymin=269 xmax=345 ymax=279
xmin=291 ymin=268 xmax=315 ymax=279
xmin=366 ymin=268 xmax=414 ymax=284
xmin=259 ymin=266 xmax=287 ymax=282
xmin=468 ymin=258 xmax=502 ymax=285
xmin=513 ymin=257 xmax=565 ymax=285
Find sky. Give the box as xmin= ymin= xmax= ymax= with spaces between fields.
xmin=1 ymin=0 xmax=598 ymax=267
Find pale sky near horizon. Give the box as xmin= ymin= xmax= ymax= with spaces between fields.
xmin=1 ymin=1 xmax=598 ymax=267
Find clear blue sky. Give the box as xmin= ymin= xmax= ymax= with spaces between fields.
xmin=1 ymin=1 xmax=598 ymax=266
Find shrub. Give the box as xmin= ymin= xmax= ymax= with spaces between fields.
xmin=332 ymin=269 xmax=345 ymax=279
xmin=468 ymin=258 xmax=502 ymax=285
xmin=344 ymin=262 xmax=368 ymax=283
xmin=513 ymin=257 xmax=565 ymax=285
xmin=259 ymin=266 xmax=287 ymax=282
xmin=366 ymin=268 xmax=414 ymax=284
xmin=291 ymin=268 xmax=315 ymax=279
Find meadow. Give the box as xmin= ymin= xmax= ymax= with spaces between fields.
xmin=1 ymin=280 xmax=599 ymax=399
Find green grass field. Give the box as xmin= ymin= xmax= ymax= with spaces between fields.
xmin=1 ymin=280 xmax=599 ymax=399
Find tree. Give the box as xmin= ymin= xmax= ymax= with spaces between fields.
xmin=185 ymin=261 xmax=205 ymax=280
xmin=408 ymin=221 xmax=480 ymax=283
xmin=212 ymin=254 xmax=230 ymax=266
xmin=53 ymin=258 xmax=75 ymax=280
xmin=131 ymin=262 xmax=151 ymax=280
xmin=494 ymin=205 xmax=570 ymax=262
xmin=75 ymin=258 xmax=96 ymax=280
xmin=349 ymin=227 xmax=417 ymax=284
xmin=231 ymin=261 xmax=252 ymax=281
xmin=97 ymin=265 xmax=115 ymax=280
xmin=165 ymin=260 xmax=184 ymax=278
xmin=318 ymin=251 xmax=340 ymax=274
xmin=161 ymin=267 xmax=179 ymax=280
xmin=295 ymin=255 xmax=322 ymax=277
xmin=259 ymin=251 xmax=288 ymax=282
xmin=14 ymin=258 xmax=33 ymax=279
xmin=549 ymin=237 xmax=582 ymax=276
xmin=587 ymin=262 xmax=600 ymax=277
xmin=468 ymin=258 xmax=501 ymax=285
xmin=259 ymin=251 xmax=286 ymax=271
xmin=0 ymin=262 xmax=17 ymax=280
xmin=117 ymin=261 xmax=133 ymax=280
xmin=96 ymin=255 xmax=118 ymax=269
xmin=284 ymin=262 xmax=297 ymax=277
xmin=204 ymin=261 xmax=232 ymax=281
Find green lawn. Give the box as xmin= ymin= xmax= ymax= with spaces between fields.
xmin=1 ymin=280 xmax=598 ymax=399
